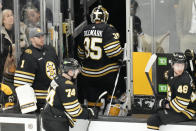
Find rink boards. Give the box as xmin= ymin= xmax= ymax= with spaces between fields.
xmin=0 ymin=113 xmax=195 ymax=131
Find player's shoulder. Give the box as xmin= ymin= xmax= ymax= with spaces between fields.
xmin=104 ymin=23 xmax=118 ymax=33
xmin=24 ymin=46 xmax=33 ymax=55
xmin=55 ymin=75 xmax=74 ymax=86
xmin=22 ymin=46 xmax=35 ymax=59
xmin=181 ymin=71 xmax=193 ymax=83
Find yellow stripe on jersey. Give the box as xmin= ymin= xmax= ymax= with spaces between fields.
xmin=105 ymin=44 xmax=121 ymax=53
xmin=15 ymin=70 xmax=35 ymax=77
xmin=14 ymin=77 xmax=34 ymax=83
xmin=66 ymin=104 xmax=81 ymax=112
xmin=170 ymin=99 xmax=194 ymax=119
xmin=176 ymin=96 xmax=190 ymax=102
xmin=71 ymin=108 xmax=83 ymax=117
xmin=181 ymin=111 xmax=193 ymax=119
xmin=147 ymin=125 xmax=159 ymax=130
xmin=170 ymin=101 xmax=181 ymax=113
xmin=14 ymin=70 xmax=35 ymax=86
xmin=108 ymin=49 xmax=123 ymax=58
xmin=34 ymin=90 xmax=48 ymax=93
xmin=174 ymin=98 xmax=187 ymax=109
xmin=63 ymin=100 xmax=78 ymax=106
xmin=36 ymin=96 xmax=47 ymax=99
xmin=104 ymin=41 xmax=120 ymax=48
xmin=82 ymin=63 xmax=118 ymax=71
xmin=78 ymin=45 xmax=84 ymax=52
xmin=14 ymin=83 xmax=23 ymax=87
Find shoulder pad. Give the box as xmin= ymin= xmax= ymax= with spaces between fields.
xmin=25 ymin=49 xmax=32 ymax=54
xmin=65 ymin=80 xmax=73 ymax=85
xmin=0 ymin=83 xmax=13 ymax=95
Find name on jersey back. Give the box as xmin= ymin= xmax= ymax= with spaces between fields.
xmin=84 ymin=30 xmax=103 ymax=37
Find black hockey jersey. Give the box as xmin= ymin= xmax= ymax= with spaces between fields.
xmin=45 ymin=75 xmax=92 ymax=127
xmin=166 ymin=69 xmax=196 ymax=119
xmin=14 ymin=45 xmax=58 ymax=108
xmin=78 ymin=23 xmax=123 ymax=77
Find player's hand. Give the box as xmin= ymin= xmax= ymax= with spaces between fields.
xmin=158 ymin=99 xmax=169 ymax=109
xmin=165 ymin=103 xmax=170 ymax=109
xmin=185 ymin=49 xmax=194 ymax=60
xmin=88 ymin=107 xmax=99 ymax=119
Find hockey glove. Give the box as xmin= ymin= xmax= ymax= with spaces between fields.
xmin=158 ymin=99 xmax=169 ymax=109
xmin=185 ymin=49 xmax=194 ymax=60
xmin=87 ymin=107 xmax=98 ymax=119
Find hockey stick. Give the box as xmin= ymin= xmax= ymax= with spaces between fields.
xmin=144 ymin=54 xmax=157 ymax=98
xmin=86 ymin=91 xmax=108 ymax=131
xmin=106 ymin=66 xmax=121 ymax=116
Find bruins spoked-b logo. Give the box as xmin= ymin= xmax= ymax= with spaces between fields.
xmin=46 ymin=61 xmax=57 ymax=80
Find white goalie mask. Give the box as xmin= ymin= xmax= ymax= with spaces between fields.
xmin=90 ymin=5 xmax=109 ymax=23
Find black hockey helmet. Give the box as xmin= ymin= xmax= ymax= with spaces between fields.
xmin=90 ymin=5 xmax=109 ymax=23
xmin=172 ymin=52 xmax=186 ymax=64
xmin=60 ymin=58 xmax=81 ymax=73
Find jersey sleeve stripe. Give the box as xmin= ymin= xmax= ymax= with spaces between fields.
xmin=174 ymin=98 xmax=187 ymax=108
xmin=78 ymin=46 xmax=84 ymax=52
xmin=82 ymin=65 xmax=119 ymax=74
xmin=14 ymin=80 xmax=33 ymax=86
xmin=82 ymin=63 xmax=118 ymax=71
xmin=63 ymin=100 xmax=79 ymax=106
xmin=107 ymin=48 xmax=123 ymax=58
xmin=104 ymin=43 xmax=119 ymax=51
xmin=36 ymin=96 xmax=47 ymax=99
xmin=64 ymin=103 xmax=80 ymax=109
xmin=70 ymin=108 xmax=83 ymax=117
xmin=105 ymin=44 xmax=121 ymax=53
xmin=103 ymin=41 xmax=120 ymax=48
xmin=66 ymin=104 xmax=81 ymax=112
xmin=14 ymin=77 xmax=34 ymax=83
xmin=15 ymin=73 xmax=35 ymax=80
xmin=34 ymin=90 xmax=48 ymax=93
xmin=176 ymin=96 xmax=190 ymax=102
xmin=170 ymin=99 xmax=195 ymax=119
xmin=15 ymin=70 xmax=35 ymax=77
xmin=14 ymin=83 xmax=24 ymax=87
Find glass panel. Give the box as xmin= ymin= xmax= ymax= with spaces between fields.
xmin=137 ymin=0 xmax=179 ymax=53
xmin=0 ymin=0 xmax=16 ymax=84
xmin=21 ymin=0 xmax=41 ymax=28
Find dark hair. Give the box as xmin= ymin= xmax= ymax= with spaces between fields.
xmin=131 ymin=0 xmax=138 ymax=10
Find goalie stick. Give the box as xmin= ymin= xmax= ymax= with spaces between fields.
xmin=86 ymin=91 xmax=108 ymax=131
xmin=144 ymin=54 xmax=157 ymax=98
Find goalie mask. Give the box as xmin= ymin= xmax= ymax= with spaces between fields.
xmin=60 ymin=58 xmax=81 ymax=73
xmin=90 ymin=5 xmax=109 ymax=23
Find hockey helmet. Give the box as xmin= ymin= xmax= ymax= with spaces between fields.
xmin=172 ymin=52 xmax=186 ymax=64
xmin=60 ymin=58 xmax=81 ymax=73
xmin=90 ymin=5 xmax=109 ymax=23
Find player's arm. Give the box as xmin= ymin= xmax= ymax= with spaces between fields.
xmin=103 ymin=25 xmax=123 ymax=61
xmin=77 ymin=32 xmax=85 ymax=60
xmin=14 ymin=50 xmax=37 ymax=87
xmin=169 ymin=78 xmax=195 ymax=119
xmin=58 ymin=80 xmax=96 ymax=119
